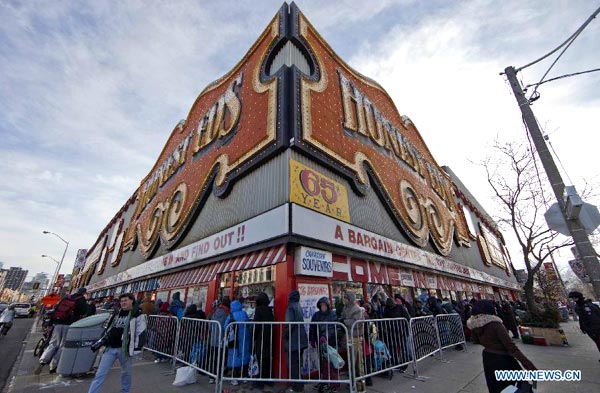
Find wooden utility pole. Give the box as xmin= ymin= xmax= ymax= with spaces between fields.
xmin=504 ymin=66 xmax=600 ymax=299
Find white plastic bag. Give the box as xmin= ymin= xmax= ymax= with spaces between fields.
xmin=248 ymin=354 xmax=259 ymax=377
xmin=173 ymin=366 xmax=197 ymax=386
xmin=301 ymin=346 xmax=319 ymax=376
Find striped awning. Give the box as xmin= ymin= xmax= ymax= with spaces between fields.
xmin=159 ymin=244 xmax=286 ymax=290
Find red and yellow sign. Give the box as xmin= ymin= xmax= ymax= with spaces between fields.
xmin=122 ymin=14 xmax=283 ymax=259
xmin=290 ymin=159 xmax=350 ymax=222
xmin=294 ymin=12 xmax=469 ymax=255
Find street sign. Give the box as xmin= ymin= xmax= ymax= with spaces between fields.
xmin=544 ymin=202 xmax=600 ymax=236
xmin=568 ymin=259 xmax=590 ymax=283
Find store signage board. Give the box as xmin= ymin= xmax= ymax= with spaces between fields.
xmin=86 ymin=204 xmax=289 ymax=291
xmin=292 ymin=204 xmax=520 ymax=290
xmin=290 ymin=159 xmax=350 ymax=223
xmin=118 ymin=11 xmax=284 ymax=259
xmin=292 ymin=10 xmax=470 ymax=255
xmin=294 ymin=246 xmax=333 ymax=278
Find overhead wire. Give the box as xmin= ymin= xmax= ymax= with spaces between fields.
xmin=525 ymin=67 xmax=600 ymax=89
xmin=516 ymin=5 xmax=600 ymax=72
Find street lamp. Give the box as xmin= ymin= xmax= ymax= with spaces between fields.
xmin=42 ymin=231 xmax=69 ymax=296
xmin=41 ymin=254 xmax=60 ymax=296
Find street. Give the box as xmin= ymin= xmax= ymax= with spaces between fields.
xmin=0 ymin=317 xmax=35 ymax=392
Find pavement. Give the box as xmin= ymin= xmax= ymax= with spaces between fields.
xmin=3 ymin=319 xmax=599 ymax=393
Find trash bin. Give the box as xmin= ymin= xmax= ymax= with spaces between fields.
xmin=57 ymin=313 xmax=110 ymax=376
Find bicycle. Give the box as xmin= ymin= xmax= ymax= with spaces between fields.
xmin=33 ymin=317 xmax=54 ymax=357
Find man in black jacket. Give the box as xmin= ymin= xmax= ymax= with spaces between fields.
xmin=569 ymin=291 xmax=600 ymax=359
xmin=88 ymin=293 xmax=147 ymax=393
xmin=35 ymin=287 xmax=89 ymax=374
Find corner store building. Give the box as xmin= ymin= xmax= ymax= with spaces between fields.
xmin=75 ymin=3 xmax=520 ymax=322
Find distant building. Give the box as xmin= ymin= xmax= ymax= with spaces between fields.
xmin=1 ymin=267 xmax=28 ymax=291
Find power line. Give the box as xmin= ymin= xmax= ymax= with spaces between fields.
xmin=525 ymin=67 xmax=600 ymax=89
xmin=516 ymin=5 xmax=600 ymax=72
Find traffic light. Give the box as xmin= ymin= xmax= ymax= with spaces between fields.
xmin=33 ymin=282 xmax=40 ymax=290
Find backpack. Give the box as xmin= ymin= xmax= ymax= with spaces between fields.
xmin=53 ymin=296 xmax=77 ymax=322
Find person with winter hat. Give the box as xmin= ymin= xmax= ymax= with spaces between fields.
xmin=568 ymin=291 xmax=600 ymax=359
xmin=310 ymin=297 xmax=340 ymax=393
xmin=341 ymin=291 xmax=366 ymax=392
xmin=467 ymin=300 xmax=536 ymax=393
xmin=284 ymin=290 xmax=308 ymax=393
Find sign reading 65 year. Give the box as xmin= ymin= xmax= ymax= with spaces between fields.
xmin=290 ymin=159 xmax=350 ymax=223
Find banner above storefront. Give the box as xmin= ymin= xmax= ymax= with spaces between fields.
xmin=292 ymin=204 xmax=520 ymax=290
xmin=86 ymin=204 xmax=289 ymax=292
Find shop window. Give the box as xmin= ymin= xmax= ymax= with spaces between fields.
xmin=186 ymin=286 xmax=208 ymax=311
xmin=156 ymin=291 xmax=169 ymax=303
xmin=233 ymin=266 xmax=276 ymax=319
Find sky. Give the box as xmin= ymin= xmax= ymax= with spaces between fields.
xmin=1 ymin=0 xmax=598 ymax=283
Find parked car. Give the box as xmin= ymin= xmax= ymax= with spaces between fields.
xmin=12 ymin=303 xmax=32 ymax=318
xmin=0 ymin=302 xmax=8 ymax=313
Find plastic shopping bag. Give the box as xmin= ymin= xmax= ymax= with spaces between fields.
xmin=500 ymin=381 xmax=536 ymax=393
xmin=326 ymin=345 xmax=345 ymax=369
xmin=248 ymin=354 xmax=260 ymax=377
xmin=373 ymin=339 xmax=391 ymax=371
xmin=301 ymin=346 xmax=320 ymax=377
xmin=172 ymin=366 xmax=197 ymax=386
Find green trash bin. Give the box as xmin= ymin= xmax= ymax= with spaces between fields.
xmin=57 ymin=313 xmax=110 ymax=376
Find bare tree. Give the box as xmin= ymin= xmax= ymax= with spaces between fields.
xmin=483 ymin=139 xmax=572 ymax=314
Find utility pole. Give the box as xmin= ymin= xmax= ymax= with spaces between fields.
xmin=505 ymin=66 xmax=600 ymax=299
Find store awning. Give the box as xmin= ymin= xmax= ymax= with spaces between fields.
xmin=159 ymin=244 xmax=286 ymax=290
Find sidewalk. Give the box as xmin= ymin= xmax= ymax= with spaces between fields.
xmin=4 ymin=320 xmax=599 ymax=393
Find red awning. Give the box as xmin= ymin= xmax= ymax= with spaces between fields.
xmin=159 ymin=244 xmax=286 ymax=290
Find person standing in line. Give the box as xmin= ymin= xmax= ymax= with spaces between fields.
xmin=467 ymin=300 xmax=536 ymax=393
xmin=500 ymin=301 xmax=519 ymax=339
xmin=310 ymin=297 xmax=340 ymax=393
xmin=139 ymin=295 xmax=155 ymax=316
xmin=225 ymin=300 xmax=251 ymax=386
xmin=35 ymin=287 xmax=88 ymax=374
xmin=569 ymin=291 xmax=600 ymax=359
xmin=284 ymin=290 xmax=308 ymax=393
xmin=252 ymin=292 xmax=274 ymax=390
xmin=87 ymin=293 xmax=147 ymax=393
xmin=169 ymin=291 xmax=185 ymax=318
xmin=208 ymin=297 xmax=230 ymax=384
xmin=341 ymin=291 xmax=366 ymax=393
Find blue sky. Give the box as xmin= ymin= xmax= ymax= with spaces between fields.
xmin=1 ymin=0 xmax=598 ymax=281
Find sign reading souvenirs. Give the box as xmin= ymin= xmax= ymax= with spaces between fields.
xmin=121 ymin=13 xmax=284 ymax=259
xmin=290 ymin=159 xmax=350 ymax=222
xmin=294 ymin=246 xmax=333 ymax=278
xmin=292 ymin=11 xmax=470 ymax=255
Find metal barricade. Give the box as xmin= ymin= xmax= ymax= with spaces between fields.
xmin=143 ymin=315 xmax=180 ymax=369
xmin=435 ymin=313 xmax=466 ymax=352
xmin=218 ymin=321 xmax=354 ymax=393
xmin=174 ymin=317 xmax=223 ymax=382
xmin=409 ymin=316 xmax=441 ymax=379
xmin=351 ymin=318 xmax=412 ymax=385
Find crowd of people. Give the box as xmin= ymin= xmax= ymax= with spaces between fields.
xmin=22 ymin=286 xmax=600 ymax=393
